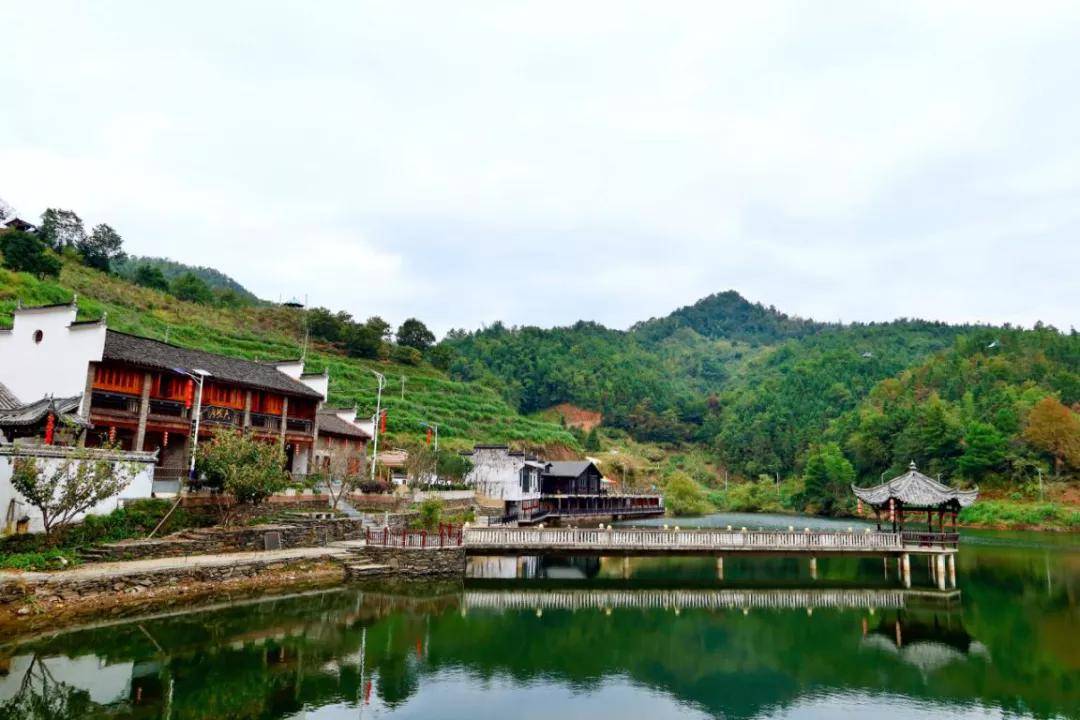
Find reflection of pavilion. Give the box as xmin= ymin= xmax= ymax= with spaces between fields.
xmin=861 ymin=609 xmax=989 ymax=677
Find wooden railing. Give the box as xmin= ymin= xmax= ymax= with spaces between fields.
xmin=901 ymin=531 xmax=960 ymax=549
xmin=463 ymin=527 xmax=908 ymax=553
xmin=366 ymin=524 xmax=463 ymax=548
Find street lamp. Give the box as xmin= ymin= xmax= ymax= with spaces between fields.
xmin=369 ymin=370 xmax=385 ymax=482
xmin=173 ymin=367 xmax=211 ymax=483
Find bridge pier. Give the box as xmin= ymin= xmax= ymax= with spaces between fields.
xmin=716 ymin=556 xmax=724 ymax=581
xmin=809 ymin=557 xmax=817 ymax=580
xmin=900 ymin=553 xmax=911 ymax=588
xmin=936 ymin=554 xmax=948 ymax=591
xmin=622 ymin=556 xmax=631 ymax=580
xmin=948 ymin=553 xmax=957 ymax=588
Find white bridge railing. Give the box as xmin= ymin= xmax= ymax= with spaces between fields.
xmin=463 ymin=527 xmax=905 ymax=552
xmin=463 ymin=588 xmax=915 ymax=612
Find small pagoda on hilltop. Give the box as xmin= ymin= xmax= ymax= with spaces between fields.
xmin=852 ymin=461 xmax=979 ymax=534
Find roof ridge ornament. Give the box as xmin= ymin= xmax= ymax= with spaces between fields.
xmin=908 ymin=460 xmax=917 ymax=471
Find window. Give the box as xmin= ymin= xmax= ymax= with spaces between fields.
xmin=32 ymin=330 xmax=43 ymax=344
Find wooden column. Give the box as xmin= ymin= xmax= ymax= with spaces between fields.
xmin=243 ymin=390 xmax=252 ymax=429
xmin=279 ymin=396 xmax=288 ymax=445
xmin=133 ymin=371 xmax=152 ymax=451
xmin=77 ymin=363 xmax=97 ymax=447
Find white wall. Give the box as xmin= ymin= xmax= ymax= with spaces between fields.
xmin=273 ymin=360 xmax=305 ymax=380
xmin=464 ymin=448 xmax=541 ymax=503
xmin=0 ymin=304 xmax=105 ymax=402
xmin=0 ymin=446 xmax=156 ymax=534
xmin=299 ymin=372 xmax=329 ymax=401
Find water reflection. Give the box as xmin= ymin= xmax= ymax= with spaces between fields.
xmin=0 ymin=525 xmax=1075 ymax=720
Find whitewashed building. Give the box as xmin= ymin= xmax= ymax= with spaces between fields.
xmin=462 ymin=445 xmax=542 ymax=520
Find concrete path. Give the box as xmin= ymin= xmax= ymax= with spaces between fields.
xmin=0 ymin=546 xmax=352 ymax=584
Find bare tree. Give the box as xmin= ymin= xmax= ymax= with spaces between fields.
xmin=10 ymin=448 xmax=138 ymax=536
xmin=323 ymin=442 xmax=366 ymax=510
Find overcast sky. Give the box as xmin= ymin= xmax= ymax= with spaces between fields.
xmin=2 ymin=2 xmax=1078 ymax=335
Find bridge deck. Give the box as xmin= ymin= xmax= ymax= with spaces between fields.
xmin=463 ymin=527 xmax=958 ymax=556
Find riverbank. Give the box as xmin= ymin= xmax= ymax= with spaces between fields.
xmin=0 ymin=547 xmax=349 ymax=636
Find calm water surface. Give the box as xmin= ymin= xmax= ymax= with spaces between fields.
xmin=0 ymin=513 xmax=1076 ymax=719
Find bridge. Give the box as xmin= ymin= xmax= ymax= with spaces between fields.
xmin=460 ymin=587 xmax=960 ymax=613
xmin=462 ymin=526 xmax=958 ymax=556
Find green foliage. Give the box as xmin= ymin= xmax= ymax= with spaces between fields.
xmin=663 ymin=471 xmax=714 ymax=516
xmin=171 ymin=271 xmax=215 ymax=304
xmin=392 ymin=344 xmax=423 ymax=365
xmin=116 ymin=255 xmax=259 ymax=301
xmin=0 ymin=548 xmax=80 ymax=570
xmin=397 ymin=318 xmax=435 ymax=351
xmin=959 ymin=500 xmax=1080 ymax=530
xmin=0 ymin=230 xmax=61 ymax=278
xmin=583 ymin=426 xmax=601 ymax=452
xmin=417 ymin=498 xmax=444 ymax=530
xmin=632 ymin=290 xmax=823 ymax=345
xmin=958 ymin=422 xmax=1008 ymax=479
xmin=798 ymin=443 xmax=856 ymax=514
xmin=1022 ymin=395 xmax=1080 ymax=474
xmin=428 ymin=342 xmax=457 ymax=371
xmin=77 ymin=223 xmax=125 ymax=272
xmin=197 ymin=430 xmax=289 ymax=505
xmin=131 ymin=263 xmax=170 ymax=291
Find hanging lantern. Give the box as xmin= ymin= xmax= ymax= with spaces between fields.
xmin=426 ymin=427 xmax=433 ymax=445
xmin=108 ymin=426 xmax=117 ymax=444
xmin=856 ymin=498 xmax=863 ymax=516
xmin=379 ymin=410 xmax=387 ymax=433
xmin=888 ymin=498 xmax=895 ymax=523
xmin=44 ymin=412 xmax=55 ymax=445
xmin=162 ymin=431 xmax=169 ymax=448
xmin=184 ymin=379 xmax=194 ymax=409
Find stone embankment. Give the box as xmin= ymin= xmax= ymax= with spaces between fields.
xmin=347 ymin=546 xmax=466 ymax=579
xmin=0 ymin=547 xmax=350 ymax=634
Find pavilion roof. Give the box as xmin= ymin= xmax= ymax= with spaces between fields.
xmin=851 ymin=462 xmax=978 ymax=508
xmin=0 ymin=394 xmax=85 ymax=427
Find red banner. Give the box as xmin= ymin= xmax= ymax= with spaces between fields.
xmin=44 ymin=413 xmax=55 ymax=445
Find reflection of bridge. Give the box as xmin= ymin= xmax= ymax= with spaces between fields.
xmin=462 ymin=587 xmax=960 ymax=612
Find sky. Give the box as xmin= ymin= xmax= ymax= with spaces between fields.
xmin=2 ymin=2 xmax=1079 ymax=336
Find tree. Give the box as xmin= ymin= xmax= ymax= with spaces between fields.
xmin=799 ymin=443 xmax=855 ymax=515
xmin=957 ymin=422 xmax=1008 ymax=479
xmin=0 ymin=230 xmax=61 ymax=278
xmin=321 ymin=442 xmax=366 ymax=510
xmin=396 ymin=318 xmax=435 ymax=352
xmin=343 ymin=323 xmax=382 ymax=359
xmin=38 ymin=208 xmax=85 ymax=251
xmin=308 ymin=307 xmax=347 ymax=343
xmin=171 ymin=272 xmax=215 ymax=304
xmin=76 ymin=223 xmax=125 ymax=272
xmin=417 ymin=497 xmax=444 ymax=530
xmin=197 ymin=430 xmax=289 ymax=512
xmin=428 ymin=342 xmax=457 ymax=371
xmin=132 ymin=263 xmax=170 ymax=291
xmin=663 ymin=471 xmax=713 ymax=516
xmin=1023 ymin=396 xmax=1080 ymax=474
xmin=583 ymin=426 xmax=602 ymax=452
xmin=365 ymin=316 xmax=393 ymax=342
xmin=10 ymin=448 xmax=138 ymax=536
xmin=391 ymin=344 xmax=422 ymax=365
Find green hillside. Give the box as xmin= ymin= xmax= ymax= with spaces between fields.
xmin=0 ymin=261 xmax=578 ymax=452
xmin=114 ymin=256 xmax=261 ymax=303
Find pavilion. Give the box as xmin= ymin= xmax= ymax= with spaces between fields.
xmin=852 ymin=461 xmax=979 ymax=535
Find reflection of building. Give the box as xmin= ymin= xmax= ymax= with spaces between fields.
xmin=862 ymin=610 xmax=988 ymax=676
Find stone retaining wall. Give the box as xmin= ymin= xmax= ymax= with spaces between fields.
xmin=88 ymin=518 xmax=367 ymax=561
xmin=354 ymin=546 xmax=466 ymax=577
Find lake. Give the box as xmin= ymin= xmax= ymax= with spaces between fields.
xmin=0 ymin=513 xmax=1076 ymax=719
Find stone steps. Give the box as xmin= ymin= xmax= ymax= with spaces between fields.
xmin=345 ymin=563 xmax=392 ymax=578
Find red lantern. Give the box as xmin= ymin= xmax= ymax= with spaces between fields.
xmin=184 ymin=379 xmax=194 ymax=409
xmin=426 ymin=427 xmax=432 ymax=445
xmin=44 ymin=412 xmax=55 ymax=445
xmin=108 ymin=426 xmax=117 ymax=444
xmin=162 ymin=431 xmax=169 ymax=448
xmin=856 ymin=499 xmax=863 ymax=516
xmin=379 ymin=410 xmax=387 ymax=433
xmin=888 ymin=498 xmax=895 ymax=523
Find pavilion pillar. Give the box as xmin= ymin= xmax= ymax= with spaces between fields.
xmin=948 ymin=554 xmax=957 ymax=588
xmin=243 ymin=390 xmax=252 ymax=428
xmin=901 ymin=553 xmax=911 ymax=588
xmin=883 ymin=556 xmax=889 ymax=579
xmin=936 ymin=554 xmax=947 ymax=590
xmin=134 ymin=371 xmax=152 ymax=451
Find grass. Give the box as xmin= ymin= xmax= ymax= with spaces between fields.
xmin=0 ymin=261 xmax=578 ymax=452
xmin=959 ymin=500 xmax=1080 ymax=531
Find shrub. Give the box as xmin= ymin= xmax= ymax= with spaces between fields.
xmin=664 ymin=471 xmax=713 ymax=516
xmin=0 ymin=230 xmax=61 ymax=278
xmin=417 ymin=498 xmax=444 ymax=529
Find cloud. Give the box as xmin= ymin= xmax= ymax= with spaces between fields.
xmin=1 ymin=1 xmax=1077 ymax=334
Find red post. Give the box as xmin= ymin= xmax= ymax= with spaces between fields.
xmin=44 ymin=412 xmax=55 ymax=445
xmin=421 ymin=530 xmax=427 ymax=548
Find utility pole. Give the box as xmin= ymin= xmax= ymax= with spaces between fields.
xmin=1037 ymin=466 xmax=1044 ymax=501
xmin=370 ymin=371 xmax=385 ymax=482
xmin=400 ymin=375 xmax=406 ymax=400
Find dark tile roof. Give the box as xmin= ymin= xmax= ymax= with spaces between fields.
xmin=0 ymin=395 xmax=84 ymax=427
xmin=0 ymin=381 xmax=20 ymax=410
xmin=316 ymin=413 xmax=371 ymax=439
xmin=542 ymin=460 xmax=596 ymax=478
xmin=852 ymin=462 xmax=978 ymax=508
xmin=102 ymin=330 xmax=323 ymax=399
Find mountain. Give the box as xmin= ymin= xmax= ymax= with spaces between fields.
xmin=632 ymin=290 xmax=825 ymax=345
xmin=115 ymin=256 xmax=261 ymax=303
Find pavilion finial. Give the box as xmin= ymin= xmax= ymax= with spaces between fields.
xmin=908 ymin=460 xmax=917 ymax=471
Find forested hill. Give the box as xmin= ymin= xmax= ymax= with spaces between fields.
xmin=115 ymin=256 xmax=260 ymax=303
xmin=442 ymin=291 xmax=1079 ymax=485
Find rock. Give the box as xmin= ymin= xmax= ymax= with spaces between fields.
xmin=16 ymin=606 xmax=29 ymax=616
